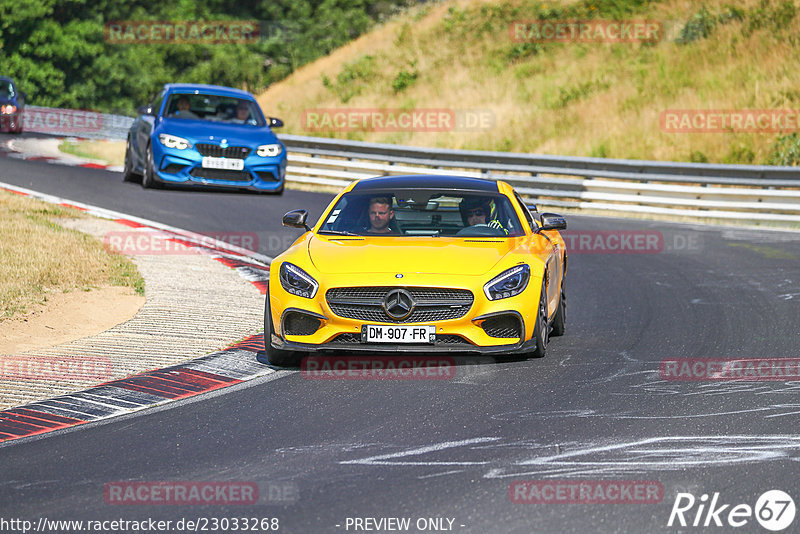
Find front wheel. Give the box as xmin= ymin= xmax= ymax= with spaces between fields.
xmin=263 ymin=292 xmax=302 ymax=367
xmin=141 ymin=143 xmax=157 ymax=188
xmin=550 ymin=279 xmax=566 ymax=337
xmin=122 ymin=138 xmax=138 ymax=182
xmin=530 ymin=280 xmax=549 ymax=358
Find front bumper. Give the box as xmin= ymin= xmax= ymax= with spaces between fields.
xmin=0 ymin=112 xmax=22 ymax=132
xmin=151 ymin=145 xmax=286 ymax=191
xmin=268 ymin=273 xmax=541 ymax=355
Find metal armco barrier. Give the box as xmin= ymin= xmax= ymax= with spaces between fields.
xmin=21 ymin=108 xmax=800 ymax=224
xmin=279 ymin=134 xmax=800 ymax=224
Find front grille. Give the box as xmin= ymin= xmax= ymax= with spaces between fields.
xmin=195 ymin=143 xmax=251 ymax=158
xmin=190 ymin=168 xmax=252 ymax=182
xmin=283 ymin=312 xmax=321 ymax=336
xmin=481 ymin=315 xmax=522 ymax=339
xmin=326 ymin=287 xmax=473 ymax=324
xmin=327 ymin=333 xmax=472 ymax=346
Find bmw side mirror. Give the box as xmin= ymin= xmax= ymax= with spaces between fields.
xmin=137 ymin=105 xmax=153 ymax=116
xmin=283 ymin=209 xmax=310 ymax=231
xmin=269 ymin=117 xmax=284 ymax=128
xmin=539 ymin=213 xmax=567 ymax=231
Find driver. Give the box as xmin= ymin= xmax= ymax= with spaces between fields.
xmin=365 ymin=196 xmax=397 ymax=234
xmin=459 ymin=197 xmax=507 ymax=234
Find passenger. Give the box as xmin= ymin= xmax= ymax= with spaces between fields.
xmin=459 ymin=197 xmax=507 ymax=234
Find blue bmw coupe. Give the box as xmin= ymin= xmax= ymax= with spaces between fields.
xmin=124 ymin=84 xmax=287 ymax=193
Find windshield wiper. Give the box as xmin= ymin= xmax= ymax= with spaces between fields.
xmin=318 ymin=230 xmax=360 ymax=236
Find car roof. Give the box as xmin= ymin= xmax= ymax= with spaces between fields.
xmin=0 ymin=77 xmax=14 ymax=84
xmin=350 ymin=175 xmax=500 ymax=193
xmin=163 ymin=83 xmax=254 ymax=100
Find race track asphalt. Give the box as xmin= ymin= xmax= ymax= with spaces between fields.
xmin=2 ymin=142 xmax=800 ymax=533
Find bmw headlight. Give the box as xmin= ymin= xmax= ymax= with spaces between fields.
xmin=257 ymin=143 xmax=283 ymax=157
xmin=483 ymin=265 xmax=530 ymax=300
xmin=279 ymin=262 xmax=318 ymax=298
xmin=158 ymin=134 xmax=190 ymax=150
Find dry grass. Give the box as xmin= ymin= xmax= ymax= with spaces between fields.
xmin=257 ymin=0 xmax=800 ymax=164
xmin=0 ymin=191 xmax=144 ymax=320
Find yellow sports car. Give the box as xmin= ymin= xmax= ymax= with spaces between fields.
xmin=264 ymin=175 xmax=567 ymax=366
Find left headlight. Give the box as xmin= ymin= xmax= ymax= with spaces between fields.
xmin=257 ymin=143 xmax=283 ymax=157
xmin=158 ymin=133 xmax=190 ymax=150
xmin=279 ymin=262 xmax=319 ymax=298
xmin=0 ymin=105 xmax=17 ymax=114
xmin=483 ymin=264 xmax=530 ymax=300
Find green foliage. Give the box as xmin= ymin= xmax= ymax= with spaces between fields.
xmin=745 ymin=0 xmax=797 ymax=34
xmin=0 ymin=0 xmax=413 ymax=114
xmin=549 ymin=78 xmax=610 ymax=109
xmin=724 ymin=143 xmax=756 ymax=164
xmin=323 ymin=54 xmax=378 ymax=103
xmin=768 ymin=133 xmax=800 ymax=165
xmin=391 ymin=62 xmax=418 ymax=93
xmin=689 ymin=150 xmax=709 ymax=163
xmin=675 ymin=5 xmax=743 ymax=44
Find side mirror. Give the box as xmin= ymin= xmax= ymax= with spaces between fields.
xmin=268 ymin=117 xmax=284 ymax=128
xmin=137 ymin=105 xmax=153 ymax=116
xmin=283 ymin=209 xmax=310 ymax=231
xmin=539 ymin=213 xmax=567 ymax=231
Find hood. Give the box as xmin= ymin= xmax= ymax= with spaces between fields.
xmin=307 ymin=236 xmax=519 ymax=276
xmin=157 ymin=119 xmax=280 ymax=147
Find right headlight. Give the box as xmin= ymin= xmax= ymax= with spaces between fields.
xmin=483 ymin=264 xmax=530 ymax=300
xmin=257 ymin=143 xmax=283 ymax=157
xmin=279 ymin=262 xmax=319 ymax=298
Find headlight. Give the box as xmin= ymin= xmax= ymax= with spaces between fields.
xmin=279 ymin=262 xmax=318 ymax=298
xmin=256 ymin=143 xmax=283 ymax=157
xmin=483 ymin=264 xmax=530 ymax=300
xmin=1 ymin=105 xmax=17 ymax=114
xmin=158 ymin=133 xmax=190 ymax=150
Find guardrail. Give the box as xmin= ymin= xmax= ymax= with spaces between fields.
xmin=279 ymin=134 xmax=800 ymax=224
xmin=19 ymin=107 xmax=800 ymax=224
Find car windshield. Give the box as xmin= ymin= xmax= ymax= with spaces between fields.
xmin=318 ymin=189 xmax=526 ymax=237
xmin=163 ymin=93 xmax=264 ymax=126
xmin=0 ymin=82 xmax=13 ymax=99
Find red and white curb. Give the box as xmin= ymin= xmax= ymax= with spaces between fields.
xmin=0 ymin=181 xmax=274 ymax=443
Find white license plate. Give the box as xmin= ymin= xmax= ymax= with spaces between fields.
xmin=361 ymin=325 xmax=436 ymax=344
xmin=201 ymin=157 xmax=244 ymax=170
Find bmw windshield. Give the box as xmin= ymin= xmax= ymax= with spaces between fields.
xmin=163 ymin=93 xmax=265 ymax=126
xmin=317 ymin=189 xmax=526 ymax=237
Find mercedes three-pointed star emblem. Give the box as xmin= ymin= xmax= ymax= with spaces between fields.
xmin=382 ymin=288 xmax=415 ymax=321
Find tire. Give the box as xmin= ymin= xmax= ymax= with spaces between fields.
xmin=530 ymin=280 xmax=549 ymax=358
xmin=263 ymin=291 xmax=302 ymax=367
xmin=122 ymin=138 xmax=138 ymax=182
xmin=141 ymin=143 xmax=157 ymax=188
xmin=550 ymin=278 xmax=566 ymax=337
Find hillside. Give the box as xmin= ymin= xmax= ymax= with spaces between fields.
xmin=257 ymin=0 xmax=800 ymax=165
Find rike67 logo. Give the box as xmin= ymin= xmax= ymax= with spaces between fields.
xmin=668 ymin=490 xmax=795 ymax=531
